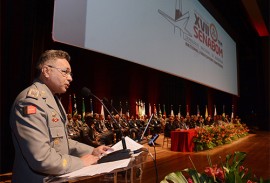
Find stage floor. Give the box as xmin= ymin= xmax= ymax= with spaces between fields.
xmin=142 ymin=130 xmax=270 ymax=183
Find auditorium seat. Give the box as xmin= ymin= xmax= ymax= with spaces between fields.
xmin=162 ymin=135 xmax=171 ymax=148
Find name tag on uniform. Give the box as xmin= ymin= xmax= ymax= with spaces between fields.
xmin=24 ymin=105 xmax=36 ymax=115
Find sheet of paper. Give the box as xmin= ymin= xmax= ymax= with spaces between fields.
xmin=59 ymin=136 xmax=143 ymax=179
xmin=106 ymin=136 xmax=144 ymax=154
xmin=60 ymin=158 xmax=130 ymax=178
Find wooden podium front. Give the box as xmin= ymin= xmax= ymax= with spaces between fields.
xmin=44 ymin=150 xmax=148 ymax=183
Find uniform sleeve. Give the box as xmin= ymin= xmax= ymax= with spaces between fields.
xmin=10 ymin=98 xmax=85 ymax=175
xmin=68 ymin=138 xmax=94 ymax=156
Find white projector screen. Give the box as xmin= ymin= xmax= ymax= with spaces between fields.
xmin=53 ymin=0 xmax=238 ymax=96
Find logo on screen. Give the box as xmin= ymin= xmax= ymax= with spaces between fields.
xmin=158 ymin=0 xmax=192 ymax=38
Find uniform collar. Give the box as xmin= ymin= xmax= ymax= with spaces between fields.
xmin=33 ymin=79 xmax=67 ymax=122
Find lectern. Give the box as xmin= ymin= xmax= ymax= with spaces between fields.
xmin=44 ymin=150 xmax=148 ymax=183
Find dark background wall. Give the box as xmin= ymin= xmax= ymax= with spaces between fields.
xmin=1 ymin=0 xmax=269 ymax=173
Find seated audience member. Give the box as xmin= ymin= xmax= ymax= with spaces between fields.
xmin=164 ymin=115 xmax=177 ymax=138
xmin=204 ymin=115 xmax=213 ymax=126
xmin=76 ymin=114 xmax=84 ymax=130
xmin=179 ymin=116 xmax=188 ymax=129
xmin=80 ymin=121 xmax=102 ymax=148
xmin=128 ymin=115 xmax=141 ymax=140
xmin=67 ymin=114 xmax=81 ymax=141
xmin=149 ymin=115 xmax=162 ymax=136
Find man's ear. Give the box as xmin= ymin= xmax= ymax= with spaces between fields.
xmin=42 ymin=66 xmax=50 ymax=78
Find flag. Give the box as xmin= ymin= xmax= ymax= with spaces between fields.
xmin=142 ymin=102 xmax=146 ymax=116
xmin=125 ymin=101 xmax=129 ymax=117
xmin=136 ymin=101 xmax=139 ymax=117
xmin=119 ymin=101 xmax=123 ymax=116
xmin=231 ymin=105 xmax=234 ymax=122
xmin=138 ymin=100 xmax=142 ymax=117
xmin=158 ymin=104 xmax=162 ymax=116
xmin=90 ymin=98 xmax=93 ymax=115
xmin=149 ymin=103 xmax=152 ymax=116
xmin=205 ymin=105 xmax=208 ymax=119
xmin=153 ymin=104 xmax=157 ymax=115
xmin=197 ymin=105 xmax=200 ymax=116
xmin=186 ymin=105 xmax=189 ymax=116
xmin=214 ymin=105 xmax=217 ymax=116
xmin=82 ymin=98 xmax=85 ymax=122
xmin=100 ymin=103 xmax=105 ymax=117
xmin=170 ymin=105 xmax=174 ymax=116
xmin=178 ymin=105 xmax=181 ymax=118
xmin=68 ymin=94 xmax=72 ymax=115
xmin=222 ymin=105 xmax=225 ymax=117
xmin=73 ymin=94 xmax=78 ymax=116
xmin=125 ymin=101 xmax=129 ymax=116
xmin=120 ymin=108 xmax=123 ymax=117
xmin=163 ymin=104 xmax=166 ymax=117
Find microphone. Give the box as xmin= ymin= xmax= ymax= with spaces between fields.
xmin=81 ymin=87 xmax=130 ymax=163
xmin=103 ymin=97 xmax=128 ymax=149
xmin=148 ymin=133 xmax=159 ymax=146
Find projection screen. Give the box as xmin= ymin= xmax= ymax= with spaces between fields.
xmin=53 ymin=0 xmax=238 ymax=96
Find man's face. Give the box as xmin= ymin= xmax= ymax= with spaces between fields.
xmin=45 ymin=58 xmax=73 ymax=94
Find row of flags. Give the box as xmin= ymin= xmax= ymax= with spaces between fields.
xmin=68 ymin=94 xmax=92 ymax=122
xmin=68 ymin=94 xmax=235 ymax=121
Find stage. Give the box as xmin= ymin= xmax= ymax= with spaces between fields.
xmin=1 ymin=131 xmax=270 ymax=183
xmin=142 ymin=130 xmax=270 ymax=183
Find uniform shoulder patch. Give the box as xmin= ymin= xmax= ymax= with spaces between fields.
xmin=26 ymin=88 xmax=40 ymax=99
xmin=24 ymin=105 xmax=37 ymax=115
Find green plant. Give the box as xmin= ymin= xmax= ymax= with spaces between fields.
xmin=161 ymin=151 xmax=268 ymax=183
xmin=193 ymin=123 xmax=249 ymax=151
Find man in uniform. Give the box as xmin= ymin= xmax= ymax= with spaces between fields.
xmin=9 ymin=50 xmax=111 ymax=183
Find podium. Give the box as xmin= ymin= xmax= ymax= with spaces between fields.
xmin=44 ymin=150 xmax=148 ymax=183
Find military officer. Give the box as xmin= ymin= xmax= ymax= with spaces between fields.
xmin=9 ymin=50 xmax=111 ymax=183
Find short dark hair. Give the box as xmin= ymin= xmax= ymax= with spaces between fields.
xmin=35 ymin=50 xmax=71 ymax=76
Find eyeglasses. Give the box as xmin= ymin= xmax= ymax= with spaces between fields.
xmin=46 ymin=65 xmax=73 ymax=77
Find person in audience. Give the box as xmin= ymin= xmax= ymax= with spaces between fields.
xmin=115 ymin=114 xmax=130 ymax=137
xmin=149 ymin=114 xmax=162 ymax=136
xmin=179 ymin=116 xmax=188 ymax=129
xmin=198 ymin=116 xmax=204 ymax=127
xmin=76 ymin=114 xmax=84 ymax=130
xmin=224 ymin=115 xmax=230 ymax=123
xmin=98 ymin=114 xmax=114 ymax=145
xmin=128 ymin=115 xmax=141 ymax=140
xmin=67 ymin=113 xmax=81 ymax=141
xmin=90 ymin=113 xmax=114 ymax=145
xmin=81 ymin=113 xmax=104 ymax=147
xmin=109 ymin=114 xmax=122 ymax=142
xmin=164 ymin=115 xmax=177 ymax=138
xmin=9 ymin=50 xmax=111 ymax=183
xmin=171 ymin=115 xmax=180 ymax=129
xmin=158 ymin=114 xmax=166 ymax=133
xmin=104 ymin=114 xmax=114 ymax=131
xmin=186 ymin=115 xmax=196 ymax=128
xmin=204 ymin=115 xmax=213 ymax=126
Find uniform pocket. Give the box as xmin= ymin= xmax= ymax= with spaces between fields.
xmin=50 ymin=127 xmax=65 ymax=152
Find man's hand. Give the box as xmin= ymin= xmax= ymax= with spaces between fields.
xmin=80 ymin=154 xmax=99 ymax=166
xmin=92 ymin=145 xmax=113 ymax=157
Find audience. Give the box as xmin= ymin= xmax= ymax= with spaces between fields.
xmin=66 ymin=101 xmax=242 ymax=147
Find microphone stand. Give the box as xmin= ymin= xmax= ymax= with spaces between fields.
xmin=89 ymin=93 xmax=127 ymax=150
